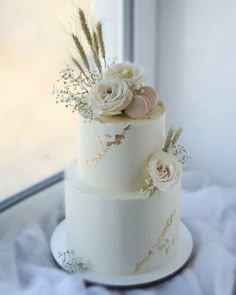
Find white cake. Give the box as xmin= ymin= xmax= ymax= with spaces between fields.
xmin=65 ymin=102 xmax=182 ymax=275
xmin=54 ymin=8 xmax=187 ymax=276
xmin=78 ymin=102 xmax=165 ymax=192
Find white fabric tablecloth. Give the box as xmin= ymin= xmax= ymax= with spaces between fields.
xmin=0 ymin=172 xmax=236 ymax=295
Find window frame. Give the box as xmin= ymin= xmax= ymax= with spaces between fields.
xmin=0 ymin=172 xmax=64 ymax=213
xmin=0 ymin=0 xmax=135 ymax=212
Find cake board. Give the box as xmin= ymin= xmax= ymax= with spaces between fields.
xmin=50 ymin=220 xmax=193 ymax=287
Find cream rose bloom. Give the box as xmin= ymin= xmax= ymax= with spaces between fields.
xmin=88 ymin=78 xmax=133 ymax=116
xmin=104 ymin=62 xmax=145 ymax=89
xmin=148 ymin=151 xmax=182 ymax=192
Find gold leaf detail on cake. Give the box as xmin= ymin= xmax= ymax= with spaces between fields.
xmin=134 ymin=209 xmax=176 ymax=273
xmin=104 ymin=134 xmax=112 ymax=138
xmin=86 ymin=124 xmax=131 ymax=166
xmin=153 ymin=209 xmax=176 ymax=251
xmin=134 ymin=250 xmax=154 ymax=273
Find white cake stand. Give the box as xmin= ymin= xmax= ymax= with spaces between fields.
xmin=50 ymin=220 xmax=193 ymax=287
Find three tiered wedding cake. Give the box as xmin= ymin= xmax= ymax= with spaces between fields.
xmin=54 ymin=8 xmax=189 ymax=276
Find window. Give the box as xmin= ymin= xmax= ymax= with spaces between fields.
xmin=0 ymin=0 xmax=124 ymax=199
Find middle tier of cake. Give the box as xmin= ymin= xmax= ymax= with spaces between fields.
xmin=78 ymin=101 xmax=165 ymax=192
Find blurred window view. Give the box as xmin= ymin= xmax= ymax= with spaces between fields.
xmin=0 ymin=0 xmax=123 ymax=199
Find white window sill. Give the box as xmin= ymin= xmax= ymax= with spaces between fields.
xmin=0 ymin=180 xmax=64 ymax=236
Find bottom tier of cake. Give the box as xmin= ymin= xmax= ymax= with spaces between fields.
xmin=65 ymin=161 xmax=181 ymax=276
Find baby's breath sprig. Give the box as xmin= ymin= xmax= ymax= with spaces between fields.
xmin=53 ymin=65 xmax=98 ymax=120
xmin=169 ymin=144 xmax=191 ymax=166
xmin=58 ymin=250 xmax=87 ymax=273
xmin=162 ymin=127 xmax=190 ymax=166
xmin=141 ymin=176 xmax=158 ymax=197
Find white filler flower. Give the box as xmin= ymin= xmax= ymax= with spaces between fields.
xmin=88 ymin=78 xmax=133 ymax=116
xmin=148 ymin=151 xmax=182 ymax=192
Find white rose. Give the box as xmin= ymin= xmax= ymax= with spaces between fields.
xmin=88 ymin=78 xmax=133 ymax=116
xmin=148 ymin=151 xmax=182 ymax=192
xmin=104 ymin=62 xmax=145 ymax=89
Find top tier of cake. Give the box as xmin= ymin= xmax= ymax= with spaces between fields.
xmin=78 ymin=101 xmax=165 ymax=192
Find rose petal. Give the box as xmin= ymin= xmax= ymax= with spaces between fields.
xmin=148 ymin=151 xmax=182 ymax=192
xmin=88 ymin=79 xmax=133 ymax=116
xmin=104 ymin=62 xmax=146 ymax=89
xmin=125 ymin=95 xmax=149 ymax=119
xmin=141 ymin=86 xmax=159 ymax=108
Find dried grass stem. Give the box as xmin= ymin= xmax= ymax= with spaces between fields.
xmin=171 ymin=128 xmax=183 ymax=147
xmin=96 ymin=22 xmax=106 ymax=67
xmin=163 ymin=128 xmax=174 ymax=152
xmin=72 ymin=58 xmax=91 ymax=87
xmin=78 ymin=8 xmax=103 ymax=76
xmin=72 ymin=34 xmax=90 ymax=73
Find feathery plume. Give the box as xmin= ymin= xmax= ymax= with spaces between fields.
xmin=78 ymin=8 xmax=102 ymax=75
xmin=92 ymin=48 xmax=102 ymax=75
xmin=171 ymin=128 xmax=183 ymax=147
xmin=92 ymin=30 xmax=103 ymax=73
xmin=93 ymin=31 xmax=99 ymax=55
xmin=78 ymin=8 xmax=93 ymax=47
xmin=71 ymin=57 xmax=91 ymax=85
xmin=72 ymin=34 xmax=90 ymax=72
xmin=96 ymin=22 xmax=106 ymax=66
xmin=163 ymin=128 xmax=174 ymax=152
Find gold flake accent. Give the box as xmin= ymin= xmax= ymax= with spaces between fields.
xmin=152 ymin=209 xmax=176 ymax=251
xmin=104 ymin=134 xmax=112 ymax=138
xmin=86 ymin=124 xmax=131 ymax=166
xmin=134 ymin=250 xmax=154 ymax=273
xmin=134 ymin=209 xmax=176 ymax=273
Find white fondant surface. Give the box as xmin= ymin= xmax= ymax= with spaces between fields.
xmin=51 ymin=220 xmax=193 ymax=286
xmin=78 ymin=102 xmax=165 ymax=192
xmin=65 ymin=161 xmax=180 ymax=276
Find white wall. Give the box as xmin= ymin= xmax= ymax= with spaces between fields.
xmin=134 ymin=0 xmax=158 ymax=87
xmin=154 ymin=0 xmax=236 ymax=187
xmin=96 ymin=0 xmax=123 ymax=61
